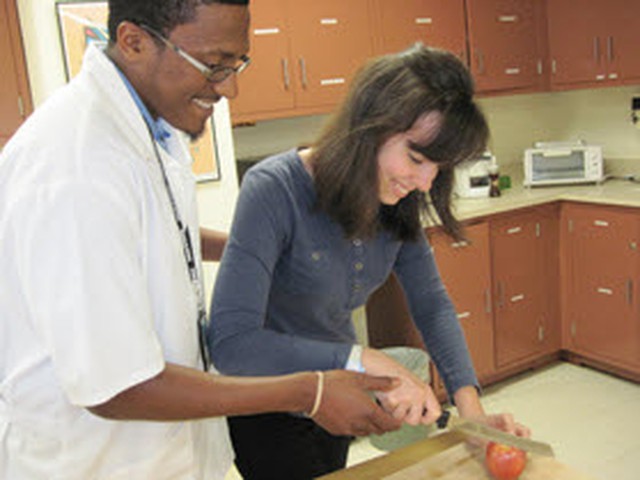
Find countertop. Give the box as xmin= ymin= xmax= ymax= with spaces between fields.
xmin=451 ymin=177 xmax=640 ymax=221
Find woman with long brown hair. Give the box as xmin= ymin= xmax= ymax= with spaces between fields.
xmin=209 ymin=44 xmax=529 ymax=479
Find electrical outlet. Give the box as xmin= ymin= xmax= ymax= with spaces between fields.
xmin=632 ymin=97 xmax=640 ymax=128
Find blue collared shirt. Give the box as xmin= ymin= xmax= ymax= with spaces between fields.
xmin=209 ymin=149 xmax=479 ymax=398
xmin=115 ymin=68 xmax=173 ymax=152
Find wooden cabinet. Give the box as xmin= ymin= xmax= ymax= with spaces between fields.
xmin=561 ymin=203 xmax=640 ymax=371
xmin=429 ymin=222 xmax=495 ymax=382
xmin=547 ymin=0 xmax=640 ymax=89
xmin=0 ymin=0 xmax=32 ymax=145
xmin=371 ymin=0 xmax=466 ymax=59
xmin=230 ymin=0 xmax=375 ymax=123
xmin=465 ymin=0 xmax=547 ymax=93
xmin=490 ymin=205 xmax=560 ymax=368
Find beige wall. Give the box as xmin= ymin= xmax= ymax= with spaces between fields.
xmin=233 ymin=86 xmax=640 ymax=178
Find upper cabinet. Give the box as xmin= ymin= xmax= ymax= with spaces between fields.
xmin=547 ymin=0 xmax=640 ymax=89
xmin=465 ymin=0 xmax=548 ymax=93
xmin=0 ymin=0 xmax=32 ymax=146
xmin=231 ymin=0 xmax=639 ymax=122
xmin=371 ymin=0 xmax=466 ymax=59
xmin=230 ymin=0 xmax=375 ymax=123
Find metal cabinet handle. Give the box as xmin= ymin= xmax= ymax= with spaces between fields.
xmin=593 ymin=37 xmax=600 ymax=63
xmin=282 ymin=58 xmax=290 ymax=90
xmin=627 ymin=280 xmax=633 ymax=305
xmin=497 ymin=282 xmax=505 ymax=308
xmin=485 ymin=288 xmax=492 ymax=314
xmin=299 ymin=57 xmax=308 ymax=89
xmin=607 ymin=36 xmax=614 ymax=62
xmin=476 ymin=49 xmax=484 ymax=74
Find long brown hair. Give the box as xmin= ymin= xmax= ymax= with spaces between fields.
xmin=310 ymin=44 xmax=488 ymax=241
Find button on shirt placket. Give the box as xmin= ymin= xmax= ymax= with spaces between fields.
xmin=348 ymin=238 xmax=365 ymax=308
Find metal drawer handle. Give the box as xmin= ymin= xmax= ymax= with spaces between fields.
xmin=597 ymin=287 xmax=613 ymax=295
xmin=457 ymin=312 xmax=471 ymax=320
xmin=510 ymin=294 xmax=525 ymax=303
xmin=254 ymin=27 xmax=280 ymax=36
xmin=507 ymin=226 xmax=522 ymax=235
xmin=594 ymin=220 xmax=609 ymax=227
xmin=451 ymin=241 xmax=469 ymax=249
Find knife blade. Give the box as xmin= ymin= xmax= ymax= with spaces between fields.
xmin=436 ymin=410 xmax=555 ymax=457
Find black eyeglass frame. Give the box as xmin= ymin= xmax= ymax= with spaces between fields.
xmin=139 ymin=24 xmax=251 ymax=83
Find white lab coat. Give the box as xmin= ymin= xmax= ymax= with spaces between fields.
xmin=0 ymin=45 xmax=233 ymax=479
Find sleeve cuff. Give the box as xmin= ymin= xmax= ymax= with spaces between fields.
xmin=345 ymin=344 xmax=365 ymax=373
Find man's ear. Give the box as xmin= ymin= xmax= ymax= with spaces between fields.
xmin=114 ymin=21 xmax=152 ymax=61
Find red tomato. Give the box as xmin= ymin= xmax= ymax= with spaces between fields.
xmin=485 ymin=442 xmax=527 ymax=480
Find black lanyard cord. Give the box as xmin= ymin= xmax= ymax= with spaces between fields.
xmin=146 ymin=127 xmax=211 ymax=371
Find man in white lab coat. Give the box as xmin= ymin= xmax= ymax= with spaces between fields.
xmin=0 ymin=1 xmax=401 ymax=478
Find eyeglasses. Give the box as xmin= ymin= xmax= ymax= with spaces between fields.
xmin=140 ymin=24 xmax=251 ymax=83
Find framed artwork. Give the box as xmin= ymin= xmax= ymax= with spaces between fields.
xmin=55 ymin=0 xmax=221 ymax=181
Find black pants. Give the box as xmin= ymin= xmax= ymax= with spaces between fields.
xmin=227 ymin=413 xmax=351 ymax=480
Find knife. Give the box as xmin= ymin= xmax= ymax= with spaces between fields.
xmin=436 ymin=410 xmax=555 ymax=457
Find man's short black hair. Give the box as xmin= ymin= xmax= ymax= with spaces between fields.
xmin=108 ymin=0 xmax=249 ymax=41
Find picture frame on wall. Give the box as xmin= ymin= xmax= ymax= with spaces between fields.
xmin=55 ymin=0 xmax=222 ymax=182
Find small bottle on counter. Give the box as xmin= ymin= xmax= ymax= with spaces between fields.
xmin=488 ymin=163 xmax=501 ymax=197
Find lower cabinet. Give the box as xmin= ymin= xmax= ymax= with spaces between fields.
xmin=365 ymin=200 xmax=640 ymax=404
xmin=561 ymin=203 xmax=640 ymax=372
xmin=490 ymin=205 xmax=561 ymax=369
xmin=429 ymin=222 xmax=494 ymax=382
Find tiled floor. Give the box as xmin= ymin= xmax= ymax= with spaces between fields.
xmin=226 ymin=362 xmax=640 ymax=479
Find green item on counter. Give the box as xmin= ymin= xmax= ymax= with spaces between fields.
xmin=499 ymin=175 xmax=511 ymax=190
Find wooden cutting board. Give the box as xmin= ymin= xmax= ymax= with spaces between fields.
xmin=383 ymin=442 xmax=597 ymax=480
xmin=319 ymin=432 xmax=598 ymax=480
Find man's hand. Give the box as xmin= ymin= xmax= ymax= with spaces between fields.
xmin=361 ymin=348 xmax=441 ymax=426
xmin=311 ymin=370 xmax=403 ymax=437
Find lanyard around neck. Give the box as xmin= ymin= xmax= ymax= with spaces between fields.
xmin=146 ymin=126 xmax=211 ymax=371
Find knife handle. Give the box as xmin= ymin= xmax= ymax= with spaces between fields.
xmin=436 ymin=410 xmax=451 ymax=429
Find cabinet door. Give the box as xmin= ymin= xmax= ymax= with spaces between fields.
xmin=491 ymin=209 xmax=554 ymax=367
xmin=0 ymin=0 xmax=32 ymax=145
xmin=229 ymin=0 xmax=295 ymax=120
xmin=563 ymin=204 xmax=639 ymax=369
xmin=466 ymin=0 xmax=541 ymax=92
xmin=430 ymin=222 xmax=494 ymax=381
xmin=287 ymin=0 xmax=375 ymax=109
xmin=373 ymin=0 xmax=466 ymax=59
xmin=547 ymin=0 xmax=607 ymax=87
xmin=610 ymin=0 xmax=640 ymax=83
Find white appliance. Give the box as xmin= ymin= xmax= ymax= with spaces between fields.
xmin=524 ymin=141 xmax=604 ymax=187
xmin=454 ymin=152 xmax=496 ymax=198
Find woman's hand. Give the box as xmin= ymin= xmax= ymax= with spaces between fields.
xmin=453 ymin=385 xmax=531 ymax=438
xmin=361 ymin=348 xmax=441 ymax=426
xmin=477 ymin=412 xmax=531 ymax=438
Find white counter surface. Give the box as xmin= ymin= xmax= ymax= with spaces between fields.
xmin=452 ymin=178 xmax=640 ymax=221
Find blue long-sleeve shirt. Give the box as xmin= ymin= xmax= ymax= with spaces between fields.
xmin=208 ymin=149 xmax=478 ymax=396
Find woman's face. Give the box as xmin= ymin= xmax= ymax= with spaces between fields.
xmin=377 ymin=112 xmax=442 ymax=205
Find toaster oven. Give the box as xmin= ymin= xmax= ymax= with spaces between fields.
xmin=524 ymin=142 xmax=604 ymax=187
